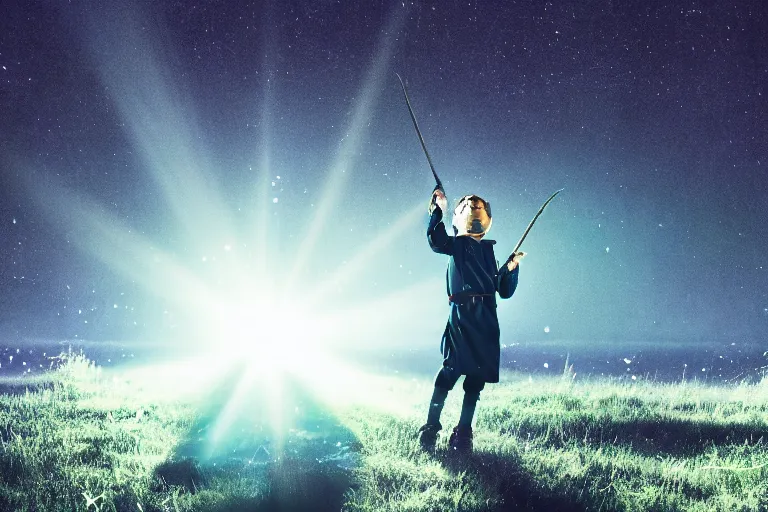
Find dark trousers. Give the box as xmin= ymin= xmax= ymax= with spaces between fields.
xmin=434 ymin=365 xmax=486 ymax=394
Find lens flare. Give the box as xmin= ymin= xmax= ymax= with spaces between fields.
xmin=23 ymin=1 xmax=423 ymax=461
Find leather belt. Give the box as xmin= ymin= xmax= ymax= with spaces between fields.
xmin=448 ymin=292 xmax=494 ymax=305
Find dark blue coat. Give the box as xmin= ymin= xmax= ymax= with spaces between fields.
xmin=427 ymin=206 xmax=519 ymax=383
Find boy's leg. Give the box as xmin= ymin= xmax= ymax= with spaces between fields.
xmin=426 ymin=386 xmax=449 ymax=425
xmin=426 ymin=366 xmax=460 ymax=425
xmin=459 ymin=376 xmax=485 ymax=426
xmin=418 ymin=366 xmax=460 ymax=451
xmin=449 ymin=376 xmax=485 ymax=454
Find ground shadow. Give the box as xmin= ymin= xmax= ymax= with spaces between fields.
xmin=441 ymin=449 xmax=588 ymax=512
xmin=503 ymin=415 xmax=768 ymax=458
xmin=0 ymin=382 xmax=33 ymax=396
xmin=155 ymin=361 xmax=360 ymax=511
xmin=598 ymin=416 xmax=768 ymax=457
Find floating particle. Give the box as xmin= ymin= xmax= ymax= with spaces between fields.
xmin=273 ymin=197 xmax=279 ymax=203
xmin=543 ymin=363 xmax=549 ymax=368
xmin=605 ymin=247 xmax=610 ymax=253
xmin=544 ymin=326 xmax=550 ymax=333
xmin=623 ymin=358 xmax=632 ymax=364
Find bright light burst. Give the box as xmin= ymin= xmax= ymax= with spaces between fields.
xmin=24 ymin=3 xmax=436 ymax=460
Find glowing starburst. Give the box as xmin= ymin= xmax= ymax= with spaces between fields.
xmin=23 ymin=2 xmax=435 ymax=461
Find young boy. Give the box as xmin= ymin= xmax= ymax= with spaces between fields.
xmin=418 ymin=188 xmax=523 ymax=454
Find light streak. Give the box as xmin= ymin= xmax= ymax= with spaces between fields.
xmin=24 ymin=1 xmax=422 ymax=460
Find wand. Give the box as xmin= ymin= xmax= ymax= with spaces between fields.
xmin=395 ymin=73 xmax=444 ymax=193
xmin=507 ymin=189 xmax=563 ymax=263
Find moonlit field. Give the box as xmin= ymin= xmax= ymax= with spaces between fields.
xmin=1 ymin=1 xmax=766 ymax=511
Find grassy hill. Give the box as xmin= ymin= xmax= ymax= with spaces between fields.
xmin=0 ymin=353 xmax=766 ymax=511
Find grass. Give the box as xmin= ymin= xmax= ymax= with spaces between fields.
xmin=1 ymin=353 xmax=767 ymax=511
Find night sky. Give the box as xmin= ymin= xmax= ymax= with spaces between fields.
xmin=1 ymin=1 xmax=766 ymax=355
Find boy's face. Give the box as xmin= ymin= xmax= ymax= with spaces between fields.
xmin=453 ymin=195 xmax=492 ymax=238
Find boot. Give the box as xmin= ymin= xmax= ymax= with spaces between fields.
xmin=417 ymin=422 xmax=442 ymax=452
xmin=448 ymin=425 xmax=473 ymax=455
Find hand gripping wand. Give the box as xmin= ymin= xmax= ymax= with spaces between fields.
xmin=506 ymin=189 xmax=563 ymax=264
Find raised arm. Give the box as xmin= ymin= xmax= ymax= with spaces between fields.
xmin=427 ymin=190 xmax=454 ymax=255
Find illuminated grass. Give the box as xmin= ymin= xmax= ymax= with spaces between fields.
xmin=0 ymin=352 xmax=204 ymax=511
xmin=1 ymin=356 xmax=767 ymax=511
xmin=344 ymin=371 xmax=768 ymax=512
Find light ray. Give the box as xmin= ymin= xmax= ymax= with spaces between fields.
xmin=289 ymin=352 xmax=426 ymax=419
xmin=287 ymin=8 xmax=408 ymax=287
xmin=303 ymin=201 xmax=426 ymax=307
xmin=317 ymin=278 xmax=444 ymax=348
xmin=250 ymin=98 xmax=273 ymax=279
xmin=25 ymin=174 xmax=214 ymax=311
xmin=83 ymin=2 xmax=236 ymax=255
xmin=247 ymin=15 xmax=278 ymax=280
xmin=23 ymin=2 xmax=433 ymax=462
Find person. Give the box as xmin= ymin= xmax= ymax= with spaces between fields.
xmin=417 ymin=188 xmax=523 ymax=455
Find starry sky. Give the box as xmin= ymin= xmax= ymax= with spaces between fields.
xmin=1 ymin=0 xmax=766 ymax=352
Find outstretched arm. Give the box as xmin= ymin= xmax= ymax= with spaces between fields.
xmin=497 ymin=252 xmax=524 ymax=299
xmin=427 ymin=189 xmax=454 ymax=255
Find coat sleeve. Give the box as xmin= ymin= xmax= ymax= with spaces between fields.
xmin=496 ymin=263 xmax=519 ymax=299
xmin=427 ymin=205 xmax=454 ymax=255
